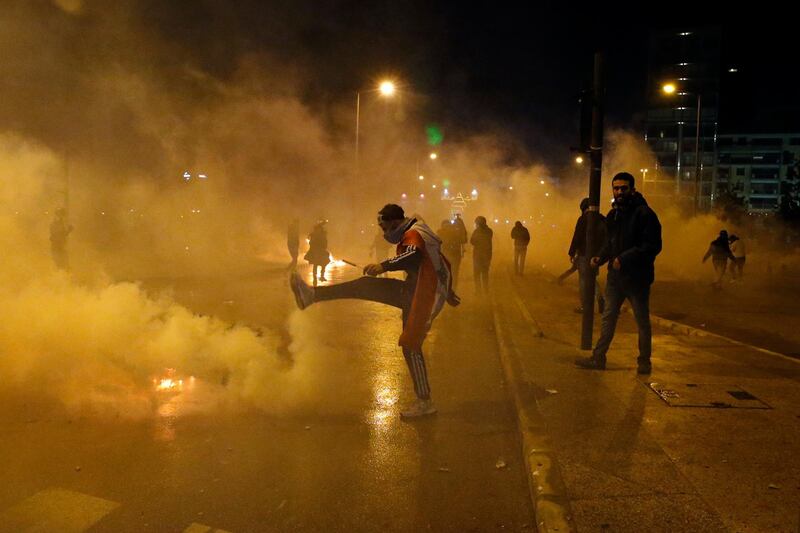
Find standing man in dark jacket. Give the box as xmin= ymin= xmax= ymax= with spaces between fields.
xmin=510 ymin=221 xmax=531 ymax=275
xmin=568 ymin=198 xmax=606 ymax=313
xmin=576 ymin=172 xmax=662 ymax=374
xmin=470 ymin=216 xmax=493 ymax=293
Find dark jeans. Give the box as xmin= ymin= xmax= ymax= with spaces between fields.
xmin=513 ymin=246 xmax=527 ymax=275
xmin=473 ymin=259 xmax=491 ymax=293
xmin=313 ymin=277 xmax=431 ymax=399
xmin=593 ymin=271 xmax=652 ymax=363
xmin=732 ymin=257 xmax=746 ymax=279
xmin=712 ymin=258 xmax=728 ymax=286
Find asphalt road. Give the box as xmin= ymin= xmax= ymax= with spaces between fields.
xmin=0 ymin=262 xmax=533 ymax=532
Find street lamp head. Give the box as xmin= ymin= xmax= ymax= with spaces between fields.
xmin=662 ymin=83 xmax=677 ymax=95
xmin=429 ymin=152 xmax=438 ymax=160
xmin=379 ymin=80 xmax=396 ymax=96
xmin=575 ymin=156 xmax=584 ymax=164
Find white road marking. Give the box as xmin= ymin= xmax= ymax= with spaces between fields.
xmin=0 ymin=488 xmax=119 ymax=532
xmin=183 ymin=524 xmax=232 ymax=533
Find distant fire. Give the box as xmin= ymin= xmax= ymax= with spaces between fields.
xmin=154 ymin=369 xmax=184 ymax=391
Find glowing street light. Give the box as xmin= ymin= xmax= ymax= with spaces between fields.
xmin=575 ymin=156 xmax=584 ymax=164
xmin=379 ymin=80 xmax=396 ymax=96
xmin=539 ymin=180 xmax=545 ymax=185
xmin=429 ymin=152 xmax=438 ymax=160
xmin=662 ymin=83 xmax=676 ymax=95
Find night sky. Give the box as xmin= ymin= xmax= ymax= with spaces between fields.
xmin=141 ymin=2 xmax=800 ymax=167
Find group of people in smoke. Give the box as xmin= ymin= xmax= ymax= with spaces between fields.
xmin=703 ymin=229 xmax=747 ymax=287
xmin=288 ymin=170 xmax=663 ymax=418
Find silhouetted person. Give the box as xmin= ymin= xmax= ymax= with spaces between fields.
xmin=510 ymin=221 xmax=530 ymax=275
xmin=575 ymin=172 xmax=662 ymax=375
xmin=50 ymin=207 xmax=73 ymax=270
xmin=452 ymin=213 xmax=468 ymax=250
xmin=729 ymin=234 xmax=746 ymax=280
xmin=568 ymin=198 xmax=606 ymax=313
xmin=470 ymin=216 xmax=493 ymax=293
xmin=304 ymin=221 xmax=330 ymax=286
xmin=289 ymin=204 xmax=460 ymax=418
xmin=438 ymin=219 xmax=464 ymax=289
xmin=703 ymin=230 xmax=735 ymax=288
xmin=287 ymin=219 xmax=299 ymax=270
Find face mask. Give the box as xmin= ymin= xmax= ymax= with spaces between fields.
xmin=383 ymin=219 xmax=408 ymax=244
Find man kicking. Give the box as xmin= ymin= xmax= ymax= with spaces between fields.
xmin=289 ymin=203 xmax=460 ymax=418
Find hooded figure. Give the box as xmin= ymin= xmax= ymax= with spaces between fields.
xmin=470 ymin=216 xmax=493 ymax=293
xmin=510 ymin=221 xmax=530 ymax=275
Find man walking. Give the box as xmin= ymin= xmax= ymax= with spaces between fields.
xmin=438 ymin=219 xmax=464 ymax=289
xmin=575 ymin=172 xmax=662 ymax=374
xmin=470 ymin=216 xmax=493 ymax=293
xmin=702 ymin=230 xmax=735 ymax=288
xmin=289 ymin=204 xmax=459 ymax=418
xmin=510 ymin=221 xmax=530 ymax=275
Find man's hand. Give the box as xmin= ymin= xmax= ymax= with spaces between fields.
xmin=612 ymin=258 xmax=622 ymax=270
xmin=363 ymin=263 xmax=385 ymax=276
xmin=590 ymin=256 xmax=601 ymax=268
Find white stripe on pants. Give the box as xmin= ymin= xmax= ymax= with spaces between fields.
xmin=403 ymin=349 xmax=431 ymax=399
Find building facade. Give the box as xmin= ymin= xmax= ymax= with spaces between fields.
xmin=713 ymin=134 xmax=800 ymax=212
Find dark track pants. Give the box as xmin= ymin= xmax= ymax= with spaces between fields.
xmin=314 ymin=277 xmax=432 ymax=400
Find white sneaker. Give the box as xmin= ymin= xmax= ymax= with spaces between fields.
xmin=400 ymin=399 xmax=437 ymax=419
xmin=289 ymin=271 xmax=314 ymax=310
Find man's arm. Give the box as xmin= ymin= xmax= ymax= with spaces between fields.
xmin=617 ymin=208 xmax=661 ymax=268
xmin=380 ymin=244 xmax=422 ymax=272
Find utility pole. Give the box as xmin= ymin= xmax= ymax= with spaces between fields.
xmin=581 ymin=52 xmax=605 ymax=350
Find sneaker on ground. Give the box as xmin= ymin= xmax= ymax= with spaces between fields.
xmin=574 ymin=356 xmax=606 ymax=370
xmin=400 ymin=399 xmax=437 ymax=419
xmin=289 ymin=271 xmax=314 ymax=310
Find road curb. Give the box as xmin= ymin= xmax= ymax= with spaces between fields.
xmin=491 ymin=296 xmax=573 ymax=533
xmin=640 ymin=310 xmax=800 ymax=365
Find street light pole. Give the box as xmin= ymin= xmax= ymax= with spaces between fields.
xmin=354 ymin=80 xmax=396 ymax=179
xmin=355 ymin=91 xmax=361 ymax=177
xmin=694 ymin=93 xmax=702 ymax=215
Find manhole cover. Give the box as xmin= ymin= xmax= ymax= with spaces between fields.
xmin=648 ymin=382 xmax=772 ymax=409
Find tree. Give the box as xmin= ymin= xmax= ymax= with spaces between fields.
xmin=713 ymin=188 xmax=747 ymax=225
xmin=779 ymin=152 xmax=800 ymax=223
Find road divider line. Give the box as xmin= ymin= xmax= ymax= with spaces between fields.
xmin=491 ymin=288 xmax=573 ymax=533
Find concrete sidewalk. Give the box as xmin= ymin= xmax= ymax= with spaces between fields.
xmin=490 ymin=267 xmax=800 ymax=533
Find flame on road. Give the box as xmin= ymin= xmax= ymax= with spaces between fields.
xmin=328 ymin=254 xmax=347 ymax=267
xmin=153 ymin=369 xmax=185 ymax=391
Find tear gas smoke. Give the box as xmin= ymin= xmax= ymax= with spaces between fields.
xmin=1 ymin=3 xmax=797 ymax=420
